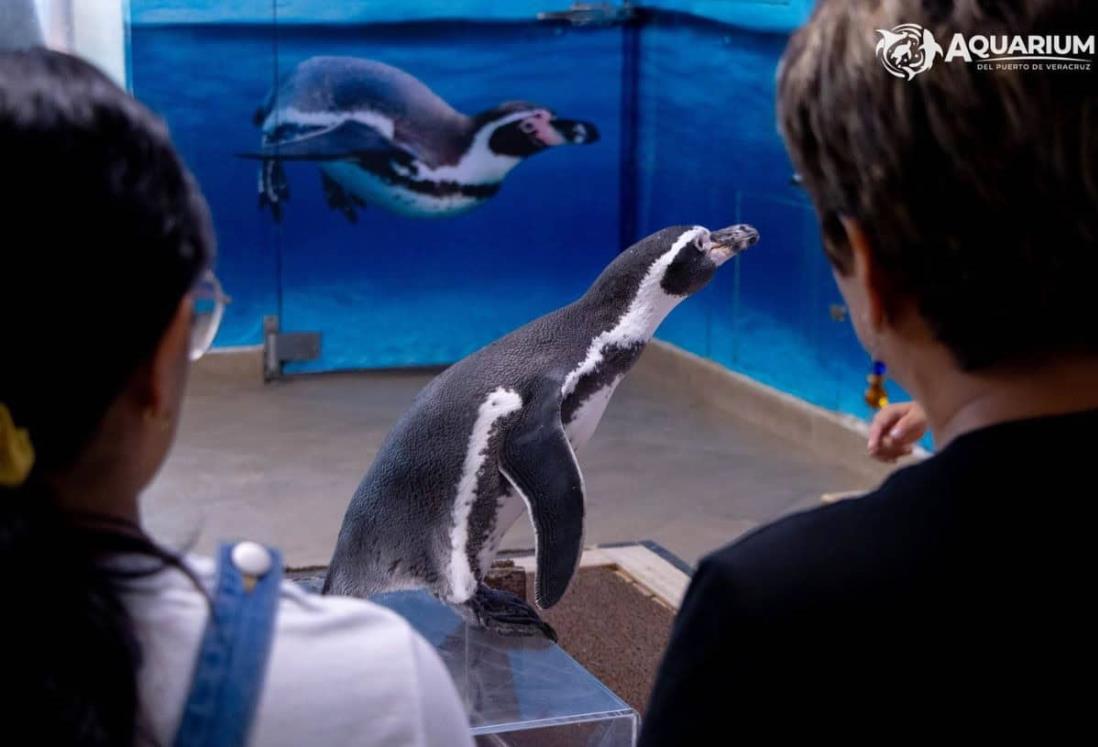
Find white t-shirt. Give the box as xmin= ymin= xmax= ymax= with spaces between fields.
xmin=120 ymin=555 xmax=474 ymax=747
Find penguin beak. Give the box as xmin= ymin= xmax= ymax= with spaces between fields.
xmin=704 ymin=224 xmax=759 ymax=266
xmin=550 ymin=118 xmax=600 ymax=145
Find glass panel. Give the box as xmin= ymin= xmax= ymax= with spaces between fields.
xmin=633 ymin=13 xmax=812 ymax=382
xmin=376 ymin=590 xmax=638 ymax=745
xmin=127 ymin=0 xmax=912 ymax=425
xmin=632 ymin=6 xmax=914 ymax=423
xmin=802 ymin=218 xmax=868 ymax=416
xmin=271 ymin=13 xmax=624 ymax=370
xmin=129 ymin=2 xmax=280 ymax=347
xmin=645 ymin=1 xmax=815 ymax=33
xmin=726 ymin=192 xmax=824 ymax=404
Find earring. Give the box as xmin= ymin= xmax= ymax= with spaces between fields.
xmin=864 ymin=359 xmax=889 ymax=410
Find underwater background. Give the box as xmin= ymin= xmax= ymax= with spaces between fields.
xmin=129 ymin=0 xmax=910 ymax=422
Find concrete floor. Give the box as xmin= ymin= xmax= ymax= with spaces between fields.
xmin=144 ymin=350 xmax=875 ymax=568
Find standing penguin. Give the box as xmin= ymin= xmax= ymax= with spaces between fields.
xmin=324 ymin=223 xmax=760 ymax=638
xmin=243 ymin=56 xmax=599 ymax=221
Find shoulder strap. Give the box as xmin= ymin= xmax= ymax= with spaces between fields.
xmin=174 ymin=542 xmax=283 ymax=747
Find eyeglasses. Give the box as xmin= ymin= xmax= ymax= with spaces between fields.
xmin=190 ymin=269 xmax=230 ymax=362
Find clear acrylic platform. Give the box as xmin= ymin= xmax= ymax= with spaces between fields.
xmin=374 ymin=590 xmax=640 ymax=746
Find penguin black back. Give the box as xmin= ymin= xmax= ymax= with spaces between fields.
xmin=324 ymin=223 xmax=760 ymax=637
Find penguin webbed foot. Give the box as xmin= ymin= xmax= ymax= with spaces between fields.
xmin=322 ymin=173 xmax=365 ymax=223
xmin=258 ymin=191 xmax=284 ymax=222
xmin=458 ymin=584 xmax=558 ymax=642
xmin=258 ymin=159 xmax=289 ymax=222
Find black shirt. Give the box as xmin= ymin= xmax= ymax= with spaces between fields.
xmin=640 ymin=409 xmax=1097 ymax=743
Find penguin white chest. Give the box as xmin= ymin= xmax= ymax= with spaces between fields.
xmin=321 ymin=162 xmax=484 ymax=218
xmin=563 ymin=377 xmax=622 ymax=450
xmin=477 ymin=489 xmax=525 ymax=579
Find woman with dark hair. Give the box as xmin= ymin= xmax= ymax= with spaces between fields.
xmin=0 ymin=48 xmax=471 ymax=746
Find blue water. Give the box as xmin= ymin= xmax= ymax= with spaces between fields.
xmin=130 ymin=9 xmax=911 ymax=423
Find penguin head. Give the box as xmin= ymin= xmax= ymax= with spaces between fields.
xmin=474 ymin=101 xmax=600 ymax=158
xmin=586 ymin=224 xmax=759 ymax=324
xmin=654 ymin=225 xmax=759 ymax=296
xmin=650 ymin=224 xmax=760 ymax=297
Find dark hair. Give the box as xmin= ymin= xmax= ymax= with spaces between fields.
xmin=778 ymin=0 xmax=1098 ymax=370
xmin=0 ymin=49 xmax=213 ymax=744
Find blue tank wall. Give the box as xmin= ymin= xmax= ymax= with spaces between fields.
xmin=129 ymin=0 xmax=909 ymax=421
xmin=131 ymin=1 xmax=813 ymax=31
xmin=626 ymin=12 xmax=901 ymax=415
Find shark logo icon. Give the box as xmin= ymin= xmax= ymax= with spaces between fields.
xmin=876 ymin=24 xmax=944 ymax=80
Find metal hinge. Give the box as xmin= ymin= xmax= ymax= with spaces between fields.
xmin=537 ymin=1 xmax=636 ymax=26
xmin=263 ymin=315 xmax=321 ymax=381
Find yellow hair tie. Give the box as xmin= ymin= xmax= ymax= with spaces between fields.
xmin=0 ymin=403 xmax=35 ymax=487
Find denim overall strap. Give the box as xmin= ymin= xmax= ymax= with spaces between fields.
xmin=174 ymin=542 xmax=283 ymax=747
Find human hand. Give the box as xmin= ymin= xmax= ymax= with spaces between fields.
xmin=867 ymin=401 xmax=928 ymax=462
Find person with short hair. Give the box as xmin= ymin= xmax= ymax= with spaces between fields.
xmin=0 ymin=48 xmax=472 ymax=747
xmin=641 ymin=0 xmax=1098 ymax=740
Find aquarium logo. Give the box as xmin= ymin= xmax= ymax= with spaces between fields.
xmin=876 ymin=24 xmax=943 ymax=80
xmin=877 ymin=24 xmax=1095 ymax=80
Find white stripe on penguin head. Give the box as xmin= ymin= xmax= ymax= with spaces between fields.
xmin=264 ymin=106 xmax=396 ymax=140
xmin=561 ymin=226 xmax=708 ymax=399
xmin=418 ymin=109 xmax=532 ymax=184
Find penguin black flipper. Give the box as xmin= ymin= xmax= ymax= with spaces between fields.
xmin=500 ymin=385 xmax=585 ymax=610
xmin=321 ymin=172 xmax=363 ymax=223
xmin=238 ymin=120 xmax=418 ymax=167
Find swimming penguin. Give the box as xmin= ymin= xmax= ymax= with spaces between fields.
xmin=242 ymin=56 xmax=599 ymax=221
xmin=323 ymin=223 xmax=760 ymax=638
